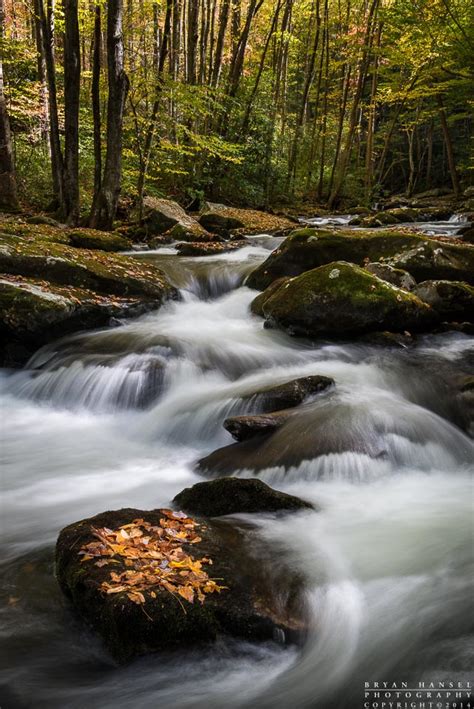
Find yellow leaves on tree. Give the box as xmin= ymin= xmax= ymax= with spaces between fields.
xmin=78 ymin=510 xmax=226 ymax=608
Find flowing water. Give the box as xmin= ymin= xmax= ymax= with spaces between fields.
xmin=0 ymin=226 xmax=473 ymax=709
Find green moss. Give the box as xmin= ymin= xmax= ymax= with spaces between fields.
xmin=261 ymin=261 xmax=433 ymax=337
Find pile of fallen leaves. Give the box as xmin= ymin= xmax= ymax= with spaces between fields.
xmin=78 ymin=510 xmax=226 ymax=607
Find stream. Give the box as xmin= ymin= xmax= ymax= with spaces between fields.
xmin=0 ymin=221 xmax=473 ymax=709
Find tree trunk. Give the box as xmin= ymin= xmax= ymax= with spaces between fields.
xmin=211 ymin=0 xmax=230 ymax=87
xmin=62 ymin=0 xmax=81 ymax=224
xmin=38 ymin=0 xmax=64 ymax=208
xmin=437 ymin=94 xmax=461 ymax=196
xmin=90 ymin=0 xmax=129 ymax=230
xmin=90 ymin=4 xmax=102 ymax=220
xmin=0 ymin=0 xmax=19 ymax=211
xmin=186 ymin=0 xmax=198 ymax=84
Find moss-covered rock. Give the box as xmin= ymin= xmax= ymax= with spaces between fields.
xmin=250 ymin=277 xmax=289 ymax=316
xmin=413 ymin=280 xmax=474 ymax=322
xmin=355 ymin=207 xmax=452 ymax=227
xmin=68 ymin=228 xmax=132 ymax=252
xmin=174 ymin=478 xmax=313 ymax=516
xmin=176 ymin=240 xmax=246 ymax=256
xmin=257 ymin=261 xmax=434 ymax=337
xmin=0 ymin=232 xmax=178 ymax=299
xmin=142 ymin=196 xmax=210 ymax=239
xmin=246 ymin=228 xmax=427 ymax=290
xmin=0 ymin=275 xmax=163 ymax=365
xmin=246 ymin=227 xmax=474 ymax=290
xmin=199 ymin=203 xmax=295 ymax=236
xmin=383 ymin=240 xmax=474 ymax=283
xmin=56 ymin=507 xmax=308 ymax=662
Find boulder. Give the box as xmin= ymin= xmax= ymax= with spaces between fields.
xmin=56 ymin=507 xmax=308 ymax=661
xmin=250 ymin=277 xmax=289 ymax=316
xmin=413 ymin=280 xmax=474 ymax=322
xmin=0 ymin=233 xmax=178 ymax=299
xmin=176 ymin=240 xmax=247 ymax=257
xmin=0 ymin=275 xmax=161 ymax=365
xmin=246 ymin=228 xmax=426 ymax=290
xmin=355 ymin=207 xmax=452 ymax=228
xmin=199 ymin=203 xmax=295 ymax=236
xmin=224 ymin=410 xmax=294 ymax=441
xmin=255 ymin=261 xmax=433 ymax=338
xmin=173 ymin=477 xmax=313 ymax=516
xmin=68 ymin=228 xmax=132 ymax=252
xmin=246 ymin=228 xmax=474 ymax=290
xmin=142 ymin=197 xmax=210 ymax=239
xmin=365 ymin=262 xmax=416 ymax=290
xmin=383 ymin=240 xmax=474 ymax=284
xmin=240 ymin=375 xmax=334 ymax=412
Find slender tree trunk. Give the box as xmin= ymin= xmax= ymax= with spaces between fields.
xmin=90 ymin=4 xmax=102 ymax=220
xmin=90 ymin=0 xmax=129 ymax=230
xmin=211 ymin=0 xmax=230 ymax=87
xmin=135 ymin=0 xmax=172 ymax=219
xmin=186 ymin=0 xmax=198 ymax=84
xmin=62 ymin=0 xmax=81 ymax=224
xmin=33 ymin=0 xmax=50 ymax=147
xmin=437 ymin=94 xmax=461 ymax=196
xmin=0 ymin=0 xmax=19 ymax=211
xmin=39 ymin=0 xmax=64 ymax=208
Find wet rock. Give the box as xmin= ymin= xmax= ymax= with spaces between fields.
xmin=356 ymin=207 xmax=452 ymax=228
xmin=250 ymin=277 xmax=289 ymax=316
xmin=242 ymin=375 xmax=334 ymax=412
xmin=0 ymin=232 xmax=178 ymax=299
xmin=413 ymin=280 xmax=474 ymax=322
xmin=257 ymin=261 xmax=433 ymax=338
xmin=68 ymin=228 xmax=132 ymax=252
xmin=174 ymin=477 xmax=313 ymax=516
xmin=26 ymin=214 xmax=64 ymax=227
xmin=56 ymin=507 xmax=308 ymax=661
xmin=459 ymin=226 xmax=474 ymax=244
xmin=383 ymin=240 xmax=474 ymax=284
xmin=246 ymin=228 xmax=474 ymax=291
xmin=199 ymin=203 xmax=295 ymax=236
xmin=142 ymin=196 xmax=210 ymax=238
xmin=224 ymin=410 xmax=294 ymax=441
xmin=365 ymin=262 xmax=416 ymax=290
xmin=176 ymin=240 xmax=246 ymax=257
xmin=246 ymin=228 xmax=429 ymax=290
xmin=0 ymin=275 xmax=160 ymax=365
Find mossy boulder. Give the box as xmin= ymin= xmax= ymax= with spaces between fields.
xmin=413 ymin=280 xmax=474 ymax=322
xmin=255 ymin=261 xmax=434 ymax=337
xmin=365 ymin=262 xmax=416 ymax=290
xmin=176 ymin=240 xmax=246 ymax=257
xmin=0 ymin=275 xmax=163 ymax=365
xmin=355 ymin=207 xmax=452 ymax=228
xmin=56 ymin=507 xmax=308 ymax=662
xmin=383 ymin=239 xmax=474 ymax=284
xmin=199 ymin=203 xmax=295 ymax=236
xmin=250 ymin=277 xmax=289 ymax=316
xmin=246 ymin=228 xmax=427 ymax=290
xmin=0 ymin=233 xmax=178 ymax=300
xmin=142 ymin=197 xmax=210 ymax=239
xmin=174 ymin=478 xmax=313 ymax=516
xmin=246 ymin=227 xmax=474 ymax=290
xmin=68 ymin=228 xmax=132 ymax=252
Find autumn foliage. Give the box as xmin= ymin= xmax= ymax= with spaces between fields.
xmin=78 ymin=509 xmax=226 ymax=607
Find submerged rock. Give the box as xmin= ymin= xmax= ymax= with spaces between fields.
xmin=224 ymin=410 xmax=294 ymax=441
xmin=56 ymin=507 xmax=308 ymax=661
xmin=255 ymin=261 xmax=433 ymax=338
xmin=365 ymin=262 xmax=416 ymax=291
xmin=413 ymin=280 xmax=474 ymax=322
xmin=173 ymin=477 xmax=313 ymax=516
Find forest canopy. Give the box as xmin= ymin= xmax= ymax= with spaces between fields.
xmin=1 ymin=0 xmax=473 ymax=225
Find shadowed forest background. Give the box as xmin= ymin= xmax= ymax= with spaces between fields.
xmin=1 ymin=0 xmax=472 ymax=226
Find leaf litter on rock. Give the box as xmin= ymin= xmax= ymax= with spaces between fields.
xmin=78 ymin=509 xmax=226 ymax=609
